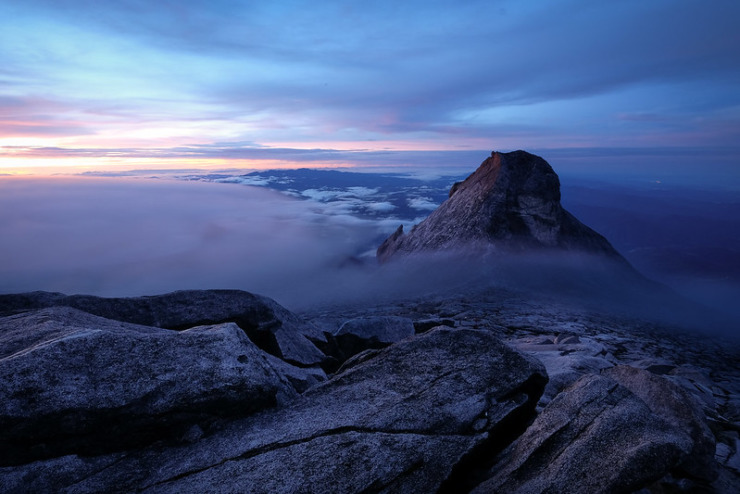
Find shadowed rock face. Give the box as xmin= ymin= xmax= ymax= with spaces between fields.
xmin=0 ymin=327 xmax=548 ymax=493
xmin=0 ymin=289 xmax=327 ymax=367
xmin=378 ymin=150 xmax=625 ymax=262
xmin=0 ymin=307 xmax=299 ymax=466
xmin=472 ymin=373 xmax=694 ymax=494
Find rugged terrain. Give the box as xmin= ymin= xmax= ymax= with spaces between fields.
xmin=1 ymin=286 xmax=738 ymax=493
xmin=377 ymin=150 xmax=625 ymax=263
xmin=1 ymin=151 xmax=738 ymax=492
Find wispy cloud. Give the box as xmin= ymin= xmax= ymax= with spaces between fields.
xmin=0 ymin=144 xmax=488 ymax=168
xmin=0 ymin=1 xmax=738 ymax=170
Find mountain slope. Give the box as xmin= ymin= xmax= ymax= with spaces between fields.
xmin=378 ymin=150 xmax=625 ymax=263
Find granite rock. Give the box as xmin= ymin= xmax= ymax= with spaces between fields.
xmin=377 ymin=150 xmax=626 ymax=263
xmin=0 ymin=289 xmax=327 ymax=367
xmin=473 ymin=373 xmax=695 ymax=494
xmin=0 ymin=307 xmax=298 ymax=466
xmin=604 ymin=365 xmax=717 ymax=481
xmin=1 ymin=327 xmax=548 ymax=493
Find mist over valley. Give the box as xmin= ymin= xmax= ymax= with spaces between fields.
xmin=3 ymin=162 xmax=737 ymax=330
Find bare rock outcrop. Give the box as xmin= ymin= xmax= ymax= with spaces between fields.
xmin=1 ymin=327 xmax=548 ymax=493
xmin=0 ymin=307 xmax=298 ymax=466
xmin=604 ymin=365 xmax=717 ymax=482
xmin=0 ymin=289 xmax=327 ymax=367
xmin=473 ymin=370 xmax=715 ymax=493
xmin=0 ymin=277 xmax=731 ymax=492
xmin=377 ymin=150 xmax=625 ymax=263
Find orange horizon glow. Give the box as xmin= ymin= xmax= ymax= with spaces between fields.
xmin=0 ymin=136 xmax=498 ymax=176
xmin=0 ymin=156 xmax=363 ymax=176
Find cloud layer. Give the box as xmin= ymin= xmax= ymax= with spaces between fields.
xmin=1 ymin=1 xmax=738 ymax=172
xmin=2 ymin=174 xmax=738 ymax=334
xmin=0 ymin=177 xmax=384 ymax=303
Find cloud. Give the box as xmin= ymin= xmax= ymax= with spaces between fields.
xmin=0 ymin=177 xmax=385 ymax=304
xmin=0 ymin=96 xmax=95 ymax=137
xmin=2 ymin=144 xmax=488 ymax=169
xmin=1 ymin=1 xmax=739 ymax=154
xmin=365 ymin=201 xmax=396 ymax=212
xmin=0 ymin=123 xmax=93 ymax=137
xmin=301 ymin=189 xmax=349 ymax=202
xmin=407 ymin=197 xmax=439 ymax=211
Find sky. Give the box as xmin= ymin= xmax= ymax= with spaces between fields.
xmin=0 ymin=0 xmax=739 ymax=178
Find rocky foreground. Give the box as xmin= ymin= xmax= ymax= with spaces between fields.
xmin=0 ymin=288 xmax=738 ymax=493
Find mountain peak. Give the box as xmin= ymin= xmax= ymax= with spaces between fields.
xmin=377 ymin=150 xmax=624 ymax=262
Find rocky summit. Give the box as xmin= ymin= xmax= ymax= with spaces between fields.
xmin=377 ymin=150 xmax=625 ymax=263
xmin=0 ymin=288 xmax=738 ymax=493
xmin=1 ymin=151 xmax=739 ymax=493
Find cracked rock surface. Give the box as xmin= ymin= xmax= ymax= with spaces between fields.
xmin=0 ymin=325 xmax=546 ymax=493
xmin=0 ymin=289 xmax=327 ymax=367
xmin=472 ymin=373 xmax=694 ymax=494
xmin=0 ymin=306 xmax=299 ymax=467
xmin=1 ymin=287 xmax=737 ymax=493
xmin=303 ymin=286 xmax=740 ymax=492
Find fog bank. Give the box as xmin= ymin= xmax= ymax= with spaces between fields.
xmin=1 ymin=176 xmax=737 ymax=336
xmin=0 ymin=177 xmax=381 ymax=303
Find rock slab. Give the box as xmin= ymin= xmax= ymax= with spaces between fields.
xmin=474 ymin=371 xmax=714 ymax=494
xmin=1 ymin=327 xmax=548 ymax=493
xmin=604 ymin=365 xmax=717 ymax=481
xmin=0 ymin=307 xmax=297 ymax=466
xmin=0 ymin=289 xmax=326 ymax=367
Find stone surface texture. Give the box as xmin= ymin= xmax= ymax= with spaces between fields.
xmin=0 ymin=306 xmax=298 ymax=466
xmin=377 ymin=150 xmax=624 ymax=262
xmin=0 ymin=289 xmax=327 ymax=367
xmin=1 ymin=326 xmax=547 ymax=493
xmin=473 ymin=373 xmax=694 ymax=494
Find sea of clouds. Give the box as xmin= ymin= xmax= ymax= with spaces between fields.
xmin=2 ymin=174 xmax=738 ymax=334
xmin=0 ymin=177 xmax=396 ymax=306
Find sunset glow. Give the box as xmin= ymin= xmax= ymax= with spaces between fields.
xmin=0 ymin=1 xmax=738 ymax=176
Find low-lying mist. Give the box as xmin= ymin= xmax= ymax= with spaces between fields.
xmin=0 ymin=177 xmax=382 ymax=301
xmin=1 ymin=176 xmax=737 ymax=338
xmin=290 ymin=248 xmax=740 ymax=336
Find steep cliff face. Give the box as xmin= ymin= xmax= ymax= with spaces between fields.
xmin=377 ymin=150 xmax=624 ymax=262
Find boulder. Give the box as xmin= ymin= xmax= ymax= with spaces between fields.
xmin=333 ymin=316 xmax=415 ymax=360
xmin=3 ymin=328 xmax=548 ymax=493
xmin=413 ymin=317 xmax=456 ymax=333
xmin=0 ymin=289 xmax=327 ymax=367
xmin=0 ymin=307 xmax=298 ymax=465
xmin=603 ymin=365 xmax=717 ymax=481
xmin=472 ymin=373 xmax=699 ymax=494
xmin=509 ymin=335 xmax=613 ymax=407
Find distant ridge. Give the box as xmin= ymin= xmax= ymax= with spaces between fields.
xmin=377 ymin=150 xmax=626 ymax=263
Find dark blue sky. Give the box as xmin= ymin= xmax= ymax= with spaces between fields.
xmin=0 ymin=0 xmax=738 ymax=178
